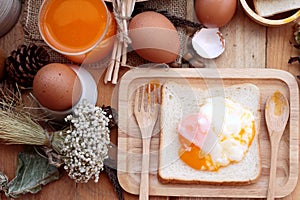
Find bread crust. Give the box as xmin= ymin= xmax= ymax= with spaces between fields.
xmin=158 ymin=173 xmax=260 ymax=185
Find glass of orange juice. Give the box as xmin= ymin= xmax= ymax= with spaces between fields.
xmin=39 ymin=0 xmax=116 ymax=63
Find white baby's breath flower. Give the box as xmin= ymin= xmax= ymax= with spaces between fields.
xmin=61 ymin=99 xmax=111 ymax=183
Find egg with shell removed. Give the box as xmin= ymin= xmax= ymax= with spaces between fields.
xmin=129 ymin=11 xmax=180 ymax=63
xmin=33 ymin=63 xmax=82 ymax=111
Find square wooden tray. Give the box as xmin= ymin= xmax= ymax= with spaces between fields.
xmin=117 ymin=68 xmax=299 ymax=198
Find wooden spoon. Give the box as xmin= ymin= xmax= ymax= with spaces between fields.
xmin=265 ymin=91 xmax=290 ymax=200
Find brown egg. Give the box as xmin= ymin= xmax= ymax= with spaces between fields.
xmin=33 ymin=63 xmax=82 ymax=111
xmin=195 ymin=0 xmax=237 ymax=28
xmin=129 ymin=11 xmax=180 ymax=63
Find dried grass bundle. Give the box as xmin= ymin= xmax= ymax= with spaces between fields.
xmin=0 ymin=87 xmax=111 ymax=183
xmin=0 ymin=87 xmax=64 ymax=154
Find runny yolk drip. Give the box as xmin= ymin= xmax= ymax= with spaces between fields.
xmin=147 ymin=81 xmax=161 ymax=92
xmin=247 ymin=121 xmax=256 ymax=147
xmin=141 ymin=81 xmax=161 ymax=103
xmin=40 ymin=0 xmax=108 ymax=53
xmin=178 ymin=135 xmax=216 ymax=171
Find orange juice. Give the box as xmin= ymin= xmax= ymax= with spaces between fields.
xmin=39 ymin=0 xmax=109 ymax=55
xmin=65 ymin=11 xmax=117 ymax=64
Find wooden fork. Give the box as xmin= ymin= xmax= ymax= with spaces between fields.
xmin=134 ymin=84 xmax=160 ymax=200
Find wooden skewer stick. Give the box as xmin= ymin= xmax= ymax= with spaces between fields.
xmin=112 ymin=1 xmax=127 ymax=84
xmin=106 ymin=0 xmax=137 ymax=84
xmin=122 ymin=0 xmax=129 ymax=48
xmin=121 ymin=0 xmax=135 ymax=67
xmin=113 ymin=0 xmax=136 ymax=83
xmin=121 ymin=43 xmax=128 ymax=66
xmin=104 ymin=39 xmax=119 ymax=83
xmin=120 ymin=0 xmax=130 ymax=67
xmin=105 ymin=0 xmax=122 ymax=84
xmin=112 ymin=41 xmax=123 ymax=84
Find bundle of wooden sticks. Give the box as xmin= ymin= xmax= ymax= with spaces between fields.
xmin=104 ymin=0 xmax=143 ymax=84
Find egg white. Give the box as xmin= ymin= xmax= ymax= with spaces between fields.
xmin=199 ymin=97 xmax=256 ymax=168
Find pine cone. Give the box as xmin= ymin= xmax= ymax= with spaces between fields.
xmin=5 ymin=44 xmax=50 ymax=88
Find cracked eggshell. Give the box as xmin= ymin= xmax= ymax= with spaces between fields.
xmin=191 ymin=28 xmax=225 ymax=59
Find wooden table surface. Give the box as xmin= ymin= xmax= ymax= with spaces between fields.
xmin=0 ymin=1 xmax=300 ymax=200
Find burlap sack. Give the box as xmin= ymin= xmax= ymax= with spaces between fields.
xmin=23 ymin=0 xmax=188 ymax=66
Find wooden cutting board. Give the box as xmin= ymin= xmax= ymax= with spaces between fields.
xmin=117 ymin=68 xmax=299 ymax=198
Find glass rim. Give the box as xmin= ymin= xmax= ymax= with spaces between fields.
xmin=38 ymin=0 xmax=110 ymax=56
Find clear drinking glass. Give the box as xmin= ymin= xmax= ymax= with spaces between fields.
xmin=38 ymin=0 xmax=115 ymax=63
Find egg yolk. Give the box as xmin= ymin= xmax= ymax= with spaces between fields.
xmin=179 ymin=135 xmax=215 ymax=171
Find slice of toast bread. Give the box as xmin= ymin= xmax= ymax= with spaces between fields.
xmin=254 ymin=0 xmax=300 ymax=17
xmin=158 ymin=82 xmax=261 ymax=184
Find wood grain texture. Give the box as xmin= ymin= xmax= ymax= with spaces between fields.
xmin=117 ymin=68 xmax=299 ymax=199
xmin=215 ymin=3 xmax=266 ymax=69
xmin=0 ymin=1 xmax=300 ymax=200
xmin=265 ymin=92 xmax=290 ymax=200
xmin=266 ymin=18 xmax=300 ymax=200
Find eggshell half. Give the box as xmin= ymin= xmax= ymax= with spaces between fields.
xmin=192 ymin=28 xmax=225 ymax=59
